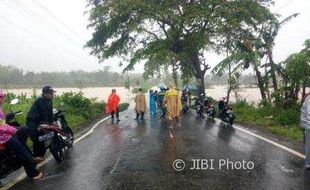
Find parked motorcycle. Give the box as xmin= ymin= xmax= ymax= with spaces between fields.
xmin=37 ymin=107 xmax=74 ymax=163
xmin=181 ymin=94 xmax=189 ymax=115
xmin=195 ymin=98 xmax=204 ymax=118
xmin=220 ymin=105 xmax=235 ymax=126
xmin=206 ymin=104 xmax=216 ymax=119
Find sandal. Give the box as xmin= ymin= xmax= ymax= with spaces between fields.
xmin=32 ymin=172 xmax=44 ymax=180
xmin=34 ymin=157 xmax=45 ymax=164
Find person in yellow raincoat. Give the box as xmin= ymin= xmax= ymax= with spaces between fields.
xmin=164 ymin=85 xmax=182 ymax=128
xmin=134 ymin=88 xmax=147 ymax=120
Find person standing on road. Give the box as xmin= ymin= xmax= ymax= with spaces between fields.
xmin=106 ymin=89 xmax=121 ymax=123
xmin=301 ymin=92 xmax=310 ymax=169
xmin=149 ymin=90 xmax=156 ymax=118
xmin=26 ymin=85 xmax=55 ymax=163
xmin=134 ymin=88 xmax=147 ymax=120
xmin=164 ymin=85 xmax=182 ymax=128
xmin=157 ymin=87 xmax=166 ymax=118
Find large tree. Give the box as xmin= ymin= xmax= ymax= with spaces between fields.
xmin=211 ymin=12 xmax=299 ymax=103
xmin=86 ymin=0 xmax=274 ymax=96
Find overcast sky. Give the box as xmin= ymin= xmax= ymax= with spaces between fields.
xmin=0 ymin=0 xmax=309 ymax=74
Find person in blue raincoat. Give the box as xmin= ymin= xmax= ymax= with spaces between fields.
xmin=149 ymin=90 xmax=156 ymax=118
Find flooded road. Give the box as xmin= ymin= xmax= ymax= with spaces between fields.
xmin=8 ymin=108 xmax=310 ymax=190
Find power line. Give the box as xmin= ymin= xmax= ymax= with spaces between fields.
xmin=30 ymin=0 xmax=83 ymax=40
xmin=0 ymin=0 xmax=96 ymax=63
xmin=274 ymin=0 xmax=294 ymax=13
xmin=0 ymin=12 xmax=46 ymax=41
xmin=0 ymin=12 xmax=95 ymax=66
xmin=6 ymin=0 xmax=83 ymax=48
xmin=1 ymin=0 xmax=96 ymax=63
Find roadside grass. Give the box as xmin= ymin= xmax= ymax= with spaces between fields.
xmin=232 ymin=100 xmax=303 ymax=142
xmin=3 ymin=92 xmax=130 ymax=148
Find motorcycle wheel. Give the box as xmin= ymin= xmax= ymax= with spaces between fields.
xmin=50 ymin=137 xmax=64 ymax=163
xmin=229 ymin=119 xmax=234 ymax=126
xmin=212 ymin=113 xmax=215 ymax=119
xmin=66 ymin=127 xmax=74 ymax=148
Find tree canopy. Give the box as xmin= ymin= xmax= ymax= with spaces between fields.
xmin=86 ymin=0 xmax=275 ymax=95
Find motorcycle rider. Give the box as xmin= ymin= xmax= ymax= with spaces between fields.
xmin=26 ymin=86 xmax=55 ymax=163
xmin=218 ymin=97 xmax=227 ymax=119
xmin=204 ymin=94 xmax=216 ymax=118
xmin=194 ymin=94 xmax=204 ymax=118
xmin=0 ymin=90 xmax=44 ymax=180
xmin=181 ymin=90 xmax=189 ymax=114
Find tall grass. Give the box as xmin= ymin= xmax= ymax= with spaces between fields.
xmin=232 ymin=100 xmax=303 ymax=142
xmin=3 ymin=91 xmax=129 ymax=132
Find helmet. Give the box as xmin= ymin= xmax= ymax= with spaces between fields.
xmin=0 ymin=89 xmax=5 ymax=98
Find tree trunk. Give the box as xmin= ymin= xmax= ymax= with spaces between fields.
xmin=294 ymin=83 xmax=300 ymax=103
xmin=227 ymin=63 xmax=232 ymax=103
xmin=268 ymin=50 xmax=278 ymax=92
xmin=253 ymin=64 xmax=267 ymax=101
xmin=172 ymin=61 xmax=179 ymax=89
xmin=263 ymin=67 xmax=271 ymax=102
xmin=190 ymin=51 xmax=206 ymax=100
xmin=302 ymin=84 xmax=306 ymax=101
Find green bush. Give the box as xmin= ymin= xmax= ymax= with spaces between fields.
xmin=231 ymin=101 xmax=303 ymax=142
xmin=3 ymin=91 xmax=128 ymax=133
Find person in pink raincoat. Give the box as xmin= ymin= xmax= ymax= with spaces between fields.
xmin=0 ymin=90 xmax=44 ymax=180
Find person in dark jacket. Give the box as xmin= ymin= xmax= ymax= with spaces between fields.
xmin=26 ymin=86 xmax=55 ymax=162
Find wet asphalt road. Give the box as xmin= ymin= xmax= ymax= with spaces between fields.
xmin=8 ymin=108 xmax=310 ymax=190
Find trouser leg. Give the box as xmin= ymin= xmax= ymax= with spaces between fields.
xmin=136 ymin=111 xmax=139 ymax=119
xmin=6 ymin=136 xmax=39 ymax=178
xmin=141 ymin=112 xmax=144 ymax=120
xmin=111 ymin=111 xmax=115 ymax=120
xmin=116 ymin=107 xmax=119 ymax=119
xmin=28 ymin=127 xmax=46 ymax=157
xmin=305 ymin=129 xmax=310 ymax=167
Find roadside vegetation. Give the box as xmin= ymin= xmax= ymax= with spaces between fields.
xmin=198 ymin=96 xmax=304 ymax=142
xmin=3 ymin=91 xmax=129 ymax=133
xmin=231 ymin=100 xmax=303 ymax=142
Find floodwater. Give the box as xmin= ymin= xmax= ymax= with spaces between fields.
xmin=5 ymin=87 xmax=131 ymax=103
xmin=206 ymin=85 xmax=264 ymax=104
xmin=5 ymin=85 xmax=308 ymax=104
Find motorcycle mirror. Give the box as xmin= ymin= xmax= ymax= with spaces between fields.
xmin=10 ymin=98 xmax=19 ymax=105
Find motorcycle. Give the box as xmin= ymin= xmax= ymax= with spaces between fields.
xmin=195 ymin=98 xmax=204 ymax=118
xmin=220 ymin=105 xmax=235 ymax=126
xmin=205 ymin=104 xmax=216 ymax=119
xmin=181 ymin=94 xmax=189 ymax=115
xmin=5 ymin=99 xmax=22 ymax=128
xmin=37 ymin=107 xmax=74 ymax=163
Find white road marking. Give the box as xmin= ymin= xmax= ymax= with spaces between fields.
xmin=110 ymin=154 xmax=122 ymax=174
xmin=212 ymin=116 xmax=306 ymax=159
xmin=232 ymin=123 xmax=305 ymax=159
xmin=74 ymin=117 xmax=110 ymax=144
xmin=1 ymin=116 xmax=110 ymax=190
xmin=169 ymin=130 xmax=174 ymax=138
